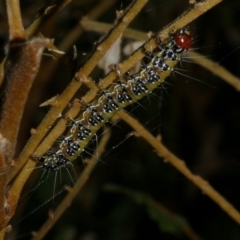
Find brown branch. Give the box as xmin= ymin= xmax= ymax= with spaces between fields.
xmin=0 ymin=38 xmax=49 ymax=160
xmin=6 ymin=0 xmax=26 ymax=41
xmin=0 ymin=151 xmax=7 ymax=235
xmin=0 ymin=229 xmax=5 ymax=240
xmin=9 ymin=0 xmax=148 ymax=182
xmin=81 ymin=19 xmax=147 ymax=41
xmin=0 ymin=0 xmax=70 ymax=153
xmin=28 ymin=0 xmax=119 ymax=112
xmin=5 ymin=100 xmax=81 ymax=224
xmin=0 ymin=34 xmax=48 ymax=238
xmin=31 ymin=127 xmax=111 ymax=240
xmin=118 ymin=110 xmax=240 ymax=225
xmin=6 ymin=158 xmax=37 ymax=222
xmin=0 ymin=0 xmax=71 ymax=88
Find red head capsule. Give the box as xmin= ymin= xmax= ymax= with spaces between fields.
xmin=174 ymin=30 xmax=192 ymax=50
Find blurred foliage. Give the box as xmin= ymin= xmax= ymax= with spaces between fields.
xmin=104 ymin=184 xmax=192 ymax=238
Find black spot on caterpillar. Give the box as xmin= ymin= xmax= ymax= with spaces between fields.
xmin=35 ymin=28 xmax=192 ymax=171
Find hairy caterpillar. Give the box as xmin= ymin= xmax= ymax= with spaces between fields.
xmin=36 ymin=28 xmax=192 ymax=170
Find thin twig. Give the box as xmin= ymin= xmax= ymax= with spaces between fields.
xmin=31 ymin=128 xmax=111 ymax=240
xmin=5 ymin=100 xmax=81 ymax=222
xmin=186 ymin=51 xmax=240 ymax=91
xmin=6 ymin=0 xmax=26 ymax=41
xmin=28 ymin=0 xmax=119 ymax=113
xmin=118 ymin=110 xmax=240 ymax=225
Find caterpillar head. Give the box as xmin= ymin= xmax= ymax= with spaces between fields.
xmin=173 ymin=28 xmax=192 ymax=52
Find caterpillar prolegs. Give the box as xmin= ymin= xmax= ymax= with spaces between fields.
xmin=36 ymin=28 xmax=192 ymax=170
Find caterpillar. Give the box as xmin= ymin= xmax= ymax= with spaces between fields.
xmin=35 ymin=28 xmax=192 ymax=171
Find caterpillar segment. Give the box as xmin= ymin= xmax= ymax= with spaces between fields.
xmin=36 ymin=28 xmax=192 ymax=170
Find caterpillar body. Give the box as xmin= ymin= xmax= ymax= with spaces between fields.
xmin=36 ymin=28 xmax=192 ymax=171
